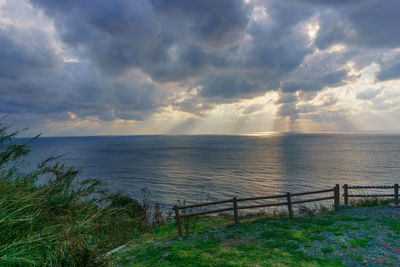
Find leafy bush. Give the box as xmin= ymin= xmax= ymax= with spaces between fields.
xmin=350 ymin=197 xmax=393 ymax=207
xmin=0 ymin=120 xmax=146 ymax=266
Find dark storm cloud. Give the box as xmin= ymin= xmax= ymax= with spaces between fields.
xmin=150 ymin=0 xmax=249 ymax=46
xmin=32 ymin=0 xmax=172 ymax=75
xmin=275 ymin=50 xmax=353 ymax=120
xmin=282 ymin=70 xmax=348 ymax=93
xmin=27 ymin=1 xmax=344 ymax=94
xmin=376 ymin=56 xmax=400 ymax=81
xmin=239 ymin=0 xmax=314 ymax=76
xmin=0 ymin=26 xmax=59 ymax=78
xmin=242 ymin=21 xmax=311 ymax=73
xmin=191 ymin=0 xmax=317 ymax=102
xmin=30 ymin=0 xmax=250 ymax=79
xmin=276 ymin=93 xmax=298 ymax=104
xmin=200 ymin=73 xmax=263 ymax=99
xmin=148 ymin=44 xmax=228 ymax=82
xmin=301 ymin=0 xmax=363 ymax=6
xmin=0 ymin=23 xmax=165 ymax=123
xmin=0 ymin=25 xmax=63 ymax=117
xmin=2 ymin=0 xmax=400 ymax=132
xmin=306 ymin=0 xmax=400 ymax=49
xmin=29 ymin=0 xmax=318 ymax=92
xmin=0 ymin=59 xmax=164 ymax=122
xmin=281 ymin=50 xmax=353 ymax=93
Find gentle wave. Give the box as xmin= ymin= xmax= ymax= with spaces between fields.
xmin=21 ymin=134 xmax=400 ymax=207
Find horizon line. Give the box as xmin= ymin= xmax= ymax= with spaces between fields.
xmin=16 ymin=130 xmax=400 ymax=139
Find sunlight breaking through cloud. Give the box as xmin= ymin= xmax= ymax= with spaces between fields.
xmin=1 ymin=0 xmax=400 ymax=135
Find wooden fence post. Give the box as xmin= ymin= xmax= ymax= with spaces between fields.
xmin=174 ymin=205 xmax=183 ymax=237
xmin=395 ymin=184 xmax=399 ymax=205
xmin=286 ymin=192 xmax=293 ymax=218
xmin=343 ymin=184 xmax=349 ymax=205
xmin=233 ymin=197 xmax=239 ymax=224
xmin=334 ymin=184 xmax=340 ymax=211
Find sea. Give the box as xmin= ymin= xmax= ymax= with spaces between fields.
xmin=19 ymin=133 xmax=400 ymax=208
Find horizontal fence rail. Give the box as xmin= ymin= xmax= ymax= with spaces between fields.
xmin=179 ymin=207 xmax=233 ymax=218
xmin=291 ymin=196 xmax=334 ymax=204
xmin=178 ymin=199 xmax=232 ymax=210
xmin=348 ymin=194 xmax=395 ymax=197
xmin=347 ymin=185 xmax=395 ymax=189
xmin=237 ymin=193 xmax=287 ymax=202
xmin=291 ymin=188 xmax=334 ymax=196
xmin=343 ymin=184 xmax=399 ymax=206
xmin=174 ymin=185 xmax=341 ymax=236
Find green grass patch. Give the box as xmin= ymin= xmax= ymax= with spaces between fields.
xmin=321 ymin=246 xmax=334 ymax=253
xmin=117 ymin=238 xmax=343 ymax=267
xmin=114 ymin=213 xmax=351 ymax=266
xmin=349 ymin=237 xmax=373 ymax=248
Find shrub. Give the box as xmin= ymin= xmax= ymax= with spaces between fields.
xmin=0 ymin=120 xmax=147 ymax=266
xmin=350 ymin=197 xmax=393 ymax=207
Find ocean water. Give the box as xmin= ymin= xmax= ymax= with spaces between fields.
xmin=20 ymin=134 xmax=400 ymax=207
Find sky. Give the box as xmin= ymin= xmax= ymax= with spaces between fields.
xmin=1 ymin=0 xmax=400 ymax=136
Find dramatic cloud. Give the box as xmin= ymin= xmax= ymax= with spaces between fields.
xmin=307 ymin=0 xmax=400 ymax=49
xmin=281 ymin=50 xmax=352 ymax=93
xmin=376 ymin=56 xmax=400 ymax=82
xmin=0 ymin=24 xmax=167 ymax=129
xmin=29 ymin=0 xmax=250 ymax=79
xmin=1 ymin=0 xmax=400 ymax=134
xmin=200 ymin=73 xmax=263 ymax=99
xmin=0 ymin=26 xmax=59 ymax=78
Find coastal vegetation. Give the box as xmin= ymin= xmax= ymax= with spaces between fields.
xmin=0 ymin=121 xmax=148 ymax=266
xmin=1 ymin=120 xmax=398 ymax=266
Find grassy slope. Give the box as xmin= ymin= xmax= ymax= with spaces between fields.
xmin=113 ymin=206 xmax=400 ymax=266
xmin=0 ymin=123 xmax=147 ymax=266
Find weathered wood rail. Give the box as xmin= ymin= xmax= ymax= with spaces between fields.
xmin=343 ymin=184 xmax=399 ymax=205
xmin=174 ymin=184 xmax=340 ymax=236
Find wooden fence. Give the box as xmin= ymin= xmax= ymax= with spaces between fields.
xmin=174 ymin=184 xmax=340 ymax=237
xmin=343 ymin=184 xmax=399 ymax=205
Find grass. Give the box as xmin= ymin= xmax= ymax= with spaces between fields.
xmin=0 ymin=120 xmax=149 ymax=266
xmin=114 ymin=202 xmax=400 ymax=266
xmin=114 ymin=213 xmax=350 ymax=266
xmin=321 ymin=247 xmax=334 ymax=253
xmin=378 ymin=218 xmax=400 ymax=233
xmin=349 ymin=237 xmax=373 ymax=248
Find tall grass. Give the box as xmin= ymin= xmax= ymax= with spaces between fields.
xmin=0 ymin=120 xmax=146 ymax=266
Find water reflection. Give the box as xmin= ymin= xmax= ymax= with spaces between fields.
xmin=22 ymin=134 xmax=400 ymax=206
